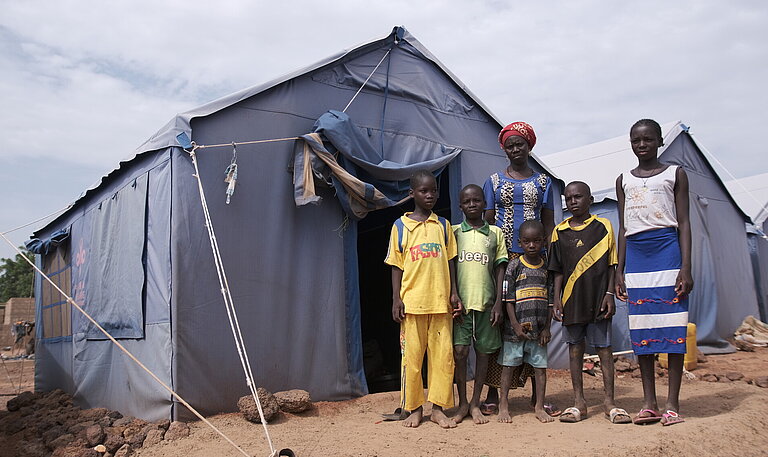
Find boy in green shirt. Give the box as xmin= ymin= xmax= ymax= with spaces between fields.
xmin=451 ymin=184 xmax=508 ymax=424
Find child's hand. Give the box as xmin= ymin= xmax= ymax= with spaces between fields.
xmin=539 ymin=327 xmax=551 ymax=346
xmin=451 ymin=294 xmax=464 ymax=319
xmin=552 ymin=301 xmax=563 ymax=322
xmin=675 ymin=268 xmax=693 ymax=297
xmin=600 ymin=294 xmax=616 ymax=319
xmin=615 ymin=272 xmax=628 ymax=301
xmin=490 ymin=302 xmax=503 ymax=327
xmin=392 ymin=299 xmax=405 ymax=323
xmin=512 ymin=323 xmax=528 ymax=340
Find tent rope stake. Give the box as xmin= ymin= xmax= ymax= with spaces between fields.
xmin=188 ymin=146 xmax=278 ymax=456
xmin=0 ymin=232 xmax=253 ymax=457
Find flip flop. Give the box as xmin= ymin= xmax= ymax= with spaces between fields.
xmin=633 ymin=408 xmax=662 ymax=425
xmin=480 ymin=402 xmax=498 ymax=415
xmin=544 ymin=403 xmax=562 ymax=417
xmin=661 ymin=410 xmax=685 ymax=426
xmin=381 ymin=407 xmax=408 ymax=421
xmin=606 ymin=407 xmax=632 ymax=424
xmin=559 ymin=406 xmax=585 ymax=423
xmin=278 ymin=450 xmax=296 ymax=457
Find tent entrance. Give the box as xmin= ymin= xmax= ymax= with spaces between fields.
xmin=357 ymin=171 xmax=453 ymax=393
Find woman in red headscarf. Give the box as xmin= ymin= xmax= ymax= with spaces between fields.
xmin=480 ymin=121 xmax=557 ymax=418
xmin=484 ymin=122 xmax=555 ymax=252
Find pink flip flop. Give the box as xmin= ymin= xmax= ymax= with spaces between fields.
xmin=661 ymin=410 xmax=685 ymax=426
xmin=633 ymin=408 xmax=662 ymax=425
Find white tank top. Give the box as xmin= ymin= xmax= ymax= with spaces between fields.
xmin=622 ymin=165 xmax=678 ymax=237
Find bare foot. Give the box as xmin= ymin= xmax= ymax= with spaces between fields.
xmin=430 ymin=407 xmax=457 ymax=429
xmin=535 ymin=407 xmax=555 ymax=423
xmin=402 ymin=407 xmax=423 ymax=428
xmin=497 ymin=408 xmax=512 ymax=423
xmin=452 ymin=402 xmax=470 ymax=424
xmin=470 ymin=405 xmax=489 ymax=424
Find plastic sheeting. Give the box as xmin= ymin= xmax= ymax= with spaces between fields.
xmin=294 ymin=111 xmax=461 ymax=219
xmin=26 ymin=228 xmax=69 ymax=256
xmin=35 ymin=154 xmax=173 ymax=421
xmin=31 ymin=27 xmax=563 ymax=421
xmin=82 ymin=173 xmax=147 ymax=339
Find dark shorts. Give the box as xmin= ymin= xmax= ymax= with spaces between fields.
xmin=562 ymin=319 xmax=612 ymax=347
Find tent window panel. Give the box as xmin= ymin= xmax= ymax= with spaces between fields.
xmin=39 ymin=244 xmax=72 ymax=341
xmin=63 ymin=301 xmax=71 ymax=336
xmin=41 ymin=279 xmax=52 ymax=311
xmin=51 ymin=305 xmax=62 ymax=337
xmin=42 ymin=308 xmax=54 ymax=339
xmin=84 ymin=173 xmax=148 ymax=340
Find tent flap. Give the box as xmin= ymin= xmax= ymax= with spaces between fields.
xmin=294 ymin=111 xmax=461 ymax=220
xmin=81 ymin=173 xmax=148 ymax=339
xmin=26 ymin=228 xmax=70 ymax=255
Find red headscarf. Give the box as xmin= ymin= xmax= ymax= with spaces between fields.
xmin=498 ymin=122 xmax=536 ymax=150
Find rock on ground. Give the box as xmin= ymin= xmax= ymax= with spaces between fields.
xmin=6 ymin=391 xmax=36 ymax=411
xmin=726 ymin=371 xmax=744 ymax=381
xmin=274 ymin=389 xmax=312 ymax=413
xmin=164 ymin=421 xmax=191 ymax=441
xmin=114 ymin=444 xmax=132 ymax=457
xmin=237 ymin=388 xmax=280 ymax=423
xmin=143 ymin=428 xmax=165 ymax=447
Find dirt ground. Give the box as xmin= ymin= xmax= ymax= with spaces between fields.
xmin=2 ymin=347 xmax=767 ymax=457
xmin=0 ymin=355 xmax=34 ymax=411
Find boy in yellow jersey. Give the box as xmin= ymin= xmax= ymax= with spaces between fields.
xmin=385 ymin=170 xmax=462 ymax=428
xmin=549 ymin=181 xmax=631 ymax=424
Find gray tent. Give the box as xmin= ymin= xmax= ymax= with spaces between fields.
xmin=541 ymin=122 xmax=759 ymax=357
xmin=28 ymin=27 xmax=562 ymax=421
xmin=726 ymin=173 xmax=768 ymax=322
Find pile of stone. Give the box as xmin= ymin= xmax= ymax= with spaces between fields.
xmin=698 ymin=372 xmax=768 ymax=387
xmin=238 ymin=388 xmax=312 ymax=423
xmin=1 ymin=389 xmax=190 ymax=457
xmin=613 ymin=356 xmax=644 ymax=378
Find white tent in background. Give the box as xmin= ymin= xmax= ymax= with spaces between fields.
xmin=725 ymin=172 xmax=768 ymax=225
xmin=540 ymin=121 xmax=761 ymax=354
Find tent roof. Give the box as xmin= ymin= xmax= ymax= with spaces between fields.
xmin=35 ymin=26 xmax=559 ymax=236
xmin=725 ymin=172 xmax=768 ymax=225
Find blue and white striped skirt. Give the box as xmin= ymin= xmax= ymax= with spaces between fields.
xmin=626 ymin=227 xmax=689 ymax=355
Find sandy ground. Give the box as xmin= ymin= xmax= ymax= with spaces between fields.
xmin=134 ymin=348 xmax=768 ymax=457
xmin=1 ymin=348 xmax=767 ymax=457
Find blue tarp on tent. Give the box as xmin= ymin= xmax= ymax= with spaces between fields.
xmin=29 ymin=26 xmax=562 ymax=421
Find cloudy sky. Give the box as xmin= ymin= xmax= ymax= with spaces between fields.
xmin=1 ymin=0 xmax=767 ymax=259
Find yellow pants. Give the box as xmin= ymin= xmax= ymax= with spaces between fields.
xmin=400 ymin=313 xmax=455 ymax=411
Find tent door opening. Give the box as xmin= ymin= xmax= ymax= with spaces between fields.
xmin=357 ymin=170 xmax=454 ymax=394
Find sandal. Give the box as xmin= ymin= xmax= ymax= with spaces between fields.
xmin=544 ymin=403 xmax=562 ymax=417
xmin=607 ymin=407 xmax=632 ymax=424
xmin=633 ymin=408 xmax=662 ymax=425
xmin=559 ymin=406 xmax=585 ymax=423
xmin=661 ymin=410 xmax=685 ymax=426
xmin=480 ymin=402 xmax=498 ymax=415
xmin=381 ymin=407 xmax=408 ymax=421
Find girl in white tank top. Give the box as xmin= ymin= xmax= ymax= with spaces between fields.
xmin=621 ymin=165 xmax=678 ymax=237
xmin=615 ymin=119 xmax=694 ymax=426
